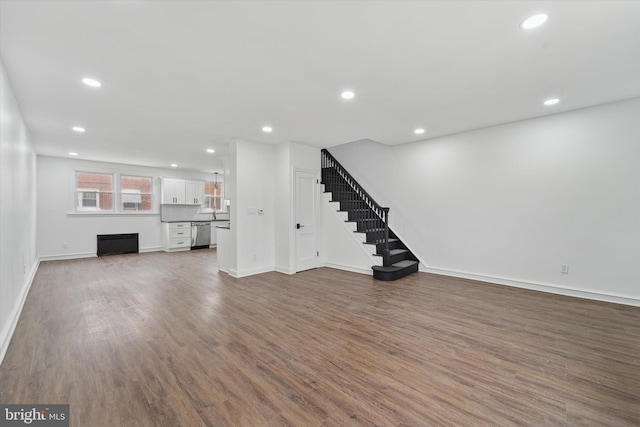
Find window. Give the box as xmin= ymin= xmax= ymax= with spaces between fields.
xmin=74 ymin=170 xmax=157 ymax=214
xmin=76 ymin=172 xmax=113 ymax=211
xmin=120 ymin=175 xmax=153 ymax=212
xmin=204 ymin=180 xmax=224 ymax=211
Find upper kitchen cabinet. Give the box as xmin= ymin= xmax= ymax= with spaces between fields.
xmin=185 ymin=180 xmax=205 ymax=206
xmin=162 ymin=178 xmax=186 ymax=204
xmin=161 ymin=178 xmax=206 ymax=206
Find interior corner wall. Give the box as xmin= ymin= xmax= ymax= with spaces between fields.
xmin=274 ymin=142 xmax=320 ymax=274
xmin=274 ymin=142 xmax=292 ymax=273
xmin=0 ymin=58 xmax=38 ymax=365
xmin=328 ymin=98 xmax=640 ymax=305
xmin=221 ymin=143 xmax=238 ymax=275
xmin=234 ymin=139 xmax=276 ymax=277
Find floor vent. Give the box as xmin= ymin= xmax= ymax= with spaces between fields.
xmin=97 ymin=233 xmax=139 ymax=257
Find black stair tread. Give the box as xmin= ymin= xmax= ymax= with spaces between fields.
xmin=393 ymin=260 xmax=418 ymax=268
xmin=373 ymin=249 xmax=408 ymax=257
xmin=363 ymin=238 xmax=399 ymax=244
xmin=372 ymin=260 xmax=418 ymax=272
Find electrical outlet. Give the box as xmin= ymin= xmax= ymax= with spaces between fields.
xmin=561 ymin=264 xmax=569 ymax=274
xmin=253 ymin=254 xmax=257 ymax=261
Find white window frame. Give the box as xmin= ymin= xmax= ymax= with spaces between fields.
xmin=72 ymin=167 xmax=159 ymax=215
xmin=203 ymin=181 xmax=225 ymax=213
xmin=75 ymin=171 xmax=114 ymax=212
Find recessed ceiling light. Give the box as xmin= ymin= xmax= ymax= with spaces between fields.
xmin=262 ymin=126 xmax=273 ymax=133
xmin=170 ymin=163 xmax=178 ymax=168
xmin=544 ymin=98 xmax=560 ymax=106
xmin=72 ymin=126 xmax=85 ymax=133
xmin=206 ymin=148 xmax=215 ymax=153
xmin=341 ymin=91 xmax=355 ymax=100
xmin=414 ymin=128 xmax=425 ymax=135
xmin=82 ymin=77 xmax=102 ymax=87
xmin=69 ymin=152 xmax=78 ymax=156
xmin=520 ymin=13 xmax=548 ymax=30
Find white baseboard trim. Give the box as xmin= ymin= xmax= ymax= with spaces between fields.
xmin=39 ymin=247 xmax=164 ymax=262
xmin=140 ymin=246 xmax=163 ymax=253
xmin=322 ymin=262 xmax=371 ymax=276
xmin=39 ymin=252 xmax=95 ymax=262
xmin=0 ymin=259 xmax=40 ymax=367
xmin=423 ymin=267 xmax=640 ymax=307
xmin=235 ymin=266 xmax=275 ymax=278
xmin=275 ymin=265 xmax=296 ymax=275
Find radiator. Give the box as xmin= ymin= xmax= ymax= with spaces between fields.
xmin=97 ymin=233 xmax=139 ymax=257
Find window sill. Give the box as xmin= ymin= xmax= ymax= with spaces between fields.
xmin=67 ymin=211 xmax=160 ymax=217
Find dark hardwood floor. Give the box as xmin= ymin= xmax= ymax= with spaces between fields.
xmin=0 ymin=249 xmax=638 ymax=426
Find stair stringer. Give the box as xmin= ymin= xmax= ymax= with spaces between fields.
xmin=323 ymin=168 xmax=426 ymax=273
xmin=321 ymin=191 xmax=382 ymax=275
xmin=381 ymin=216 xmax=428 ymax=272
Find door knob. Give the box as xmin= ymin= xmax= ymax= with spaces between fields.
xmin=296 ymin=223 xmax=304 ymax=229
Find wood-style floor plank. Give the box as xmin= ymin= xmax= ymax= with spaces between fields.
xmin=1 ymin=249 xmax=639 ymax=426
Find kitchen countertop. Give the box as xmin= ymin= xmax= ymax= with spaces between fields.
xmin=162 ymin=219 xmax=229 ymax=223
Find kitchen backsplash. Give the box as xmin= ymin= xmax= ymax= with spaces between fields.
xmin=160 ymin=205 xmax=229 ymax=222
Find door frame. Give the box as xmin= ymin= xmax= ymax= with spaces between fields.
xmin=293 ymin=167 xmax=321 ymax=272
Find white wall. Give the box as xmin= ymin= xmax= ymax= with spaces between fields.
xmin=328 ymin=98 xmax=640 ymax=305
xmin=321 ymin=193 xmax=376 ymax=274
xmin=37 ymin=155 xmax=216 ymax=258
xmin=233 ymin=139 xmax=276 ymax=277
xmin=218 ymin=149 xmax=237 ymax=274
xmin=274 ymin=142 xmax=291 ymax=273
xmin=273 ymin=141 xmax=320 ymax=274
xmin=221 ymin=140 xmax=319 ymax=277
xmin=0 ymin=58 xmax=38 ymax=364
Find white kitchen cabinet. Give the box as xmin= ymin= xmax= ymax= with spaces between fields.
xmin=162 ymin=178 xmax=204 ymax=206
xmin=162 ymin=178 xmax=186 ymax=204
xmin=164 ymin=222 xmax=191 ymax=251
xmin=185 ymin=180 xmax=205 ymax=206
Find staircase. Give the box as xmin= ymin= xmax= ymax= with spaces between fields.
xmin=321 ymin=149 xmax=419 ymax=281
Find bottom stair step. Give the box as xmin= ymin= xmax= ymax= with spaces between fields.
xmin=372 ymin=260 xmax=418 ymax=281
xmin=373 ymin=248 xmax=410 ymax=264
xmin=373 ymin=248 xmax=408 ymax=257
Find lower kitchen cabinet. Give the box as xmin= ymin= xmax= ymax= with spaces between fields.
xmin=164 ymin=222 xmax=191 ymax=251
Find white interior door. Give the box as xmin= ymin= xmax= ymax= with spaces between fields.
xmin=295 ymin=170 xmax=319 ymax=272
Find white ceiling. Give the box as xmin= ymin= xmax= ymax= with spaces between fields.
xmin=1 ymin=1 xmax=639 ymax=173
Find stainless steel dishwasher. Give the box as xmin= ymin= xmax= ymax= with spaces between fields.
xmin=191 ymin=221 xmax=211 ymax=249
